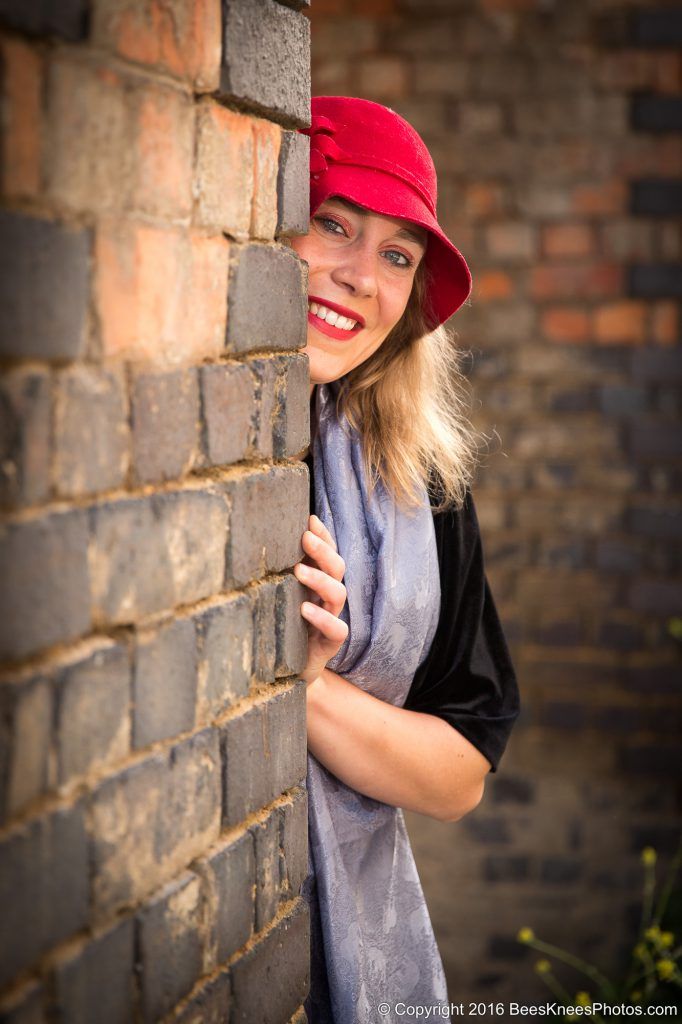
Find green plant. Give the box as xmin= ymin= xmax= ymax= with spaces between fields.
xmin=517 ymin=840 xmax=682 ymax=1019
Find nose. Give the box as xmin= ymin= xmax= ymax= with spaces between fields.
xmin=330 ymin=239 xmax=378 ymax=299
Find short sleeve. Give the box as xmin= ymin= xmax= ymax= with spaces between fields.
xmin=402 ymin=489 xmax=520 ymax=773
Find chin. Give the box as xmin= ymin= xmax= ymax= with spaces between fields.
xmin=305 ymin=340 xmax=351 ymax=387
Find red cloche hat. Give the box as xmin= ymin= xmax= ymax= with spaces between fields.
xmin=299 ymin=96 xmax=472 ymax=330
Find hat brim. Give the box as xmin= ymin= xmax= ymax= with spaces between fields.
xmin=309 ymin=164 xmax=472 ymax=329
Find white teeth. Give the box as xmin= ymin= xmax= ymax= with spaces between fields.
xmin=308 ymin=303 xmax=358 ymax=330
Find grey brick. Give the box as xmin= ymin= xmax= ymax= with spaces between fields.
xmin=137 ymin=873 xmax=204 ymax=1022
xmin=629 ymin=503 xmax=681 ymax=540
xmin=227 ymin=244 xmax=307 ymax=354
xmin=632 ymin=348 xmax=682 ymax=382
xmin=277 ymin=131 xmax=310 ymax=236
xmin=596 ymin=538 xmax=643 ymax=573
xmin=633 ymin=96 xmax=682 ymax=133
xmin=540 ymin=857 xmax=582 ymax=884
xmin=0 ymin=211 xmax=90 ymax=361
xmin=0 ymin=0 xmax=87 ymax=39
xmin=252 ymin=578 xmax=277 ymax=683
xmin=131 ymin=369 xmax=199 ymax=484
xmin=490 ymin=775 xmax=534 ymax=805
xmin=173 ymin=972 xmax=232 ymax=1024
xmin=619 ymin=744 xmax=682 ymax=777
xmin=632 ymin=9 xmax=682 ymax=46
xmin=225 ymin=465 xmax=307 ymax=586
xmin=195 ymin=596 xmax=252 ymax=719
xmin=250 ymin=809 xmax=280 ymax=931
xmin=630 ymin=418 xmax=682 ymax=458
xmin=462 ymin=816 xmax=511 ymax=844
xmin=0 ymin=674 xmax=51 ymax=824
xmin=596 ymin=619 xmax=645 ymax=653
xmin=599 ymin=385 xmax=648 ymax=417
xmin=0 ymin=368 xmax=51 ymax=509
xmin=133 ymin=619 xmax=197 ymax=749
xmin=629 ymin=579 xmax=682 ymax=616
xmin=629 ymin=263 xmax=682 ymax=298
xmin=230 ymin=902 xmax=309 ymax=1024
xmin=52 ymin=918 xmax=134 ymax=1024
xmin=280 ymin=788 xmax=307 ymax=899
xmin=0 ymin=803 xmax=88 ymax=988
xmin=90 ymin=731 xmax=220 ymax=918
xmin=0 ymin=509 xmax=90 ymax=661
xmin=89 ymin=489 xmax=228 ymax=624
xmin=220 ymin=0 xmax=310 ymax=126
xmin=539 ymin=701 xmax=587 ymax=730
xmin=221 ymin=683 xmax=306 ymax=825
xmin=199 ymin=362 xmax=254 ymax=467
xmin=482 ymin=855 xmax=530 ymax=883
xmin=56 ymin=641 xmax=131 ymax=784
xmin=54 ymin=365 xmax=128 ymax=497
xmin=275 ymin=573 xmax=307 ymax=677
xmin=274 ymin=353 xmax=310 ymax=457
xmin=250 ymin=356 xmax=278 ymax=458
xmin=206 ymin=832 xmax=254 ymax=963
xmin=631 ymin=179 xmax=682 ymax=217
xmin=0 ymin=979 xmax=45 ymax=1023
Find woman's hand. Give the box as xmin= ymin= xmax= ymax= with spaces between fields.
xmin=294 ymin=514 xmax=348 ymax=687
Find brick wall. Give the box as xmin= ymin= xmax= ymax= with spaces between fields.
xmin=310 ymin=0 xmax=682 ymax=1008
xmin=0 ymin=1 xmax=313 ymax=1021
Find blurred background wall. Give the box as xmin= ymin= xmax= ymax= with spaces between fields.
xmin=309 ymin=0 xmax=682 ymax=1008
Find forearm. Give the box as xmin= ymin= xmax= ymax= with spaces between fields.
xmin=306 ymin=667 xmax=490 ymax=822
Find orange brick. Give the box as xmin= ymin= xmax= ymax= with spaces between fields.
xmin=651 ymin=301 xmax=679 ymax=347
xmin=313 ymin=0 xmax=350 ymax=13
xmin=486 ymin=222 xmax=536 ymax=262
xmin=464 ymin=183 xmax=505 ymax=219
xmin=530 ymin=262 xmax=623 ymax=301
xmin=195 ymin=102 xmax=254 ymax=236
xmin=593 ymin=302 xmax=646 ymax=345
xmin=572 ymin=179 xmax=627 ymax=217
xmin=351 ymin=0 xmax=395 ymax=12
xmin=46 ymin=58 xmax=132 ymax=214
xmin=93 ymin=0 xmax=221 ymax=90
xmin=1 ymin=36 xmax=43 ymax=199
xmin=251 ymin=118 xmax=281 ymax=241
xmin=96 ymin=221 xmax=228 ymax=366
xmin=476 ymin=271 xmax=514 ymax=301
xmin=133 ymin=86 xmax=194 ymax=218
xmin=542 ymin=224 xmax=595 ymax=259
xmin=357 ymin=56 xmax=408 ymax=99
xmin=542 ymin=307 xmax=590 ymax=344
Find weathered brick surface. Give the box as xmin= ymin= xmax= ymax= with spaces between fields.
xmin=0 ymin=803 xmax=89 ymax=988
xmin=0 ymin=211 xmax=90 ymax=361
xmin=0 ymin=509 xmax=91 ymax=662
xmin=277 ymin=131 xmax=310 ymax=236
xmin=92 ymin=0 xmax=221 ymax=90
xmin=251 ymin=808 xmax=282 ymax=932
xmin=0 ymin=0 xmax=87 ymax=39
xmin=0 ymin=36 xmax=43 ymax=200
xmin=52 ymin=918 xmax=135 ymax=1024
xmin=136 ymin=872 xmax=204 ymax=1021
xmin=227 ymin=243 xmax=308 ymax=354
xmin=230 ymin=902 xmax=309 ymax=1024
xmin=221 ymin=683 xmax=306 ymax=826
xmin=225 ymin=465 xmax=307 ymax=586
xmin=220 ymin=0 xmax=311 ymax=126
xmin=90 ymin=730 xmax=221 ymax=918
xmin=55 ymin=640 xmax=131 ymax=785
xmin=0 ymin=673 xmax=51 ymax=824
xmin=199 ymin=362 xmax=254 ymax=466
xmin=54 ymin=365 xmax=129 ymax=497
xmin=131 ymin=368 xmax=199 ymax=483
xmin=133 ymin=618 xmax=197 ymax=748
xmin=0 ymin=367 xmax=51 ymax=510
xmin=89 ymin=490 xmax=228 ymax=625
xmin=173 ymin=972 xmax=232 ymax=1024
xmin=195 ymin=595 xmax=253 ymax=721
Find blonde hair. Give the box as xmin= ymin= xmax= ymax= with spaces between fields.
xmin=331 ymin=260 xmax=480 ymax=514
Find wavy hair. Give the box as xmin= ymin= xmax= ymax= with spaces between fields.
xmin=331 ymin=259 xmax=480 ymax=514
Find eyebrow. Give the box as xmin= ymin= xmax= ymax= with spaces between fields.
xmin=326 ymin=197 xmax=428 ymax=250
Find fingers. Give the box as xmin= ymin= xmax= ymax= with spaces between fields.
xmin=301 ymin=529 xmax=346 ymax=582
xmin=293 ymin=561 xmax=346 ymax=615
xmin=301 ymin=601 xmax=349 ymax=646
xmin=309 ymin=514 xmax=337 ymax=552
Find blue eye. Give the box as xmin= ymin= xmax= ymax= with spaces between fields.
xmin=316 ymin=216 xmax=345 ymax=235
xmin=384 ymin=250 xmax=413 ymax=269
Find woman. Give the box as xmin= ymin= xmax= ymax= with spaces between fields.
xmin=289 ymin=97 xmax=520 ymax=1023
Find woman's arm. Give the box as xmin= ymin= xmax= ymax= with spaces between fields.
xmin=306 ymin=667 xmax=490 ymax=822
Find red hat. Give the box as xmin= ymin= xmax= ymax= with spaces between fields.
xmin=299 ymin=96 xmax=472 ymax=330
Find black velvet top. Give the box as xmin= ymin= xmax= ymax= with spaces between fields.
xmin=303 ymin=451 xmax=520 ymax=773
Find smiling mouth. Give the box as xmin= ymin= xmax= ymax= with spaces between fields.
xmin=307 ymin=301 xmax=364 ymax=341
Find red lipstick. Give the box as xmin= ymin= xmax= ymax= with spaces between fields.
xmin=307 ymin=295 xmax=364 ymax=342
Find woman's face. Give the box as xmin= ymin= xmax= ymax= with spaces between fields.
xmin=289 ymin=197 xmax=427 ymax=391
